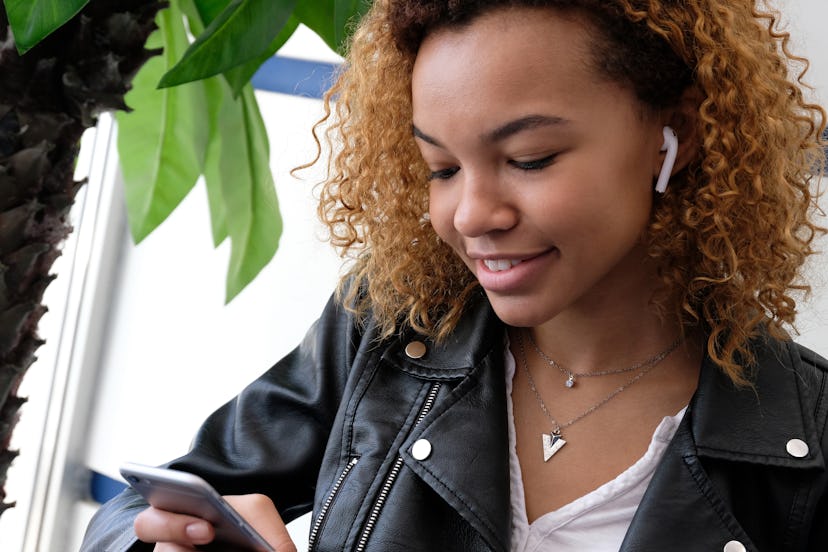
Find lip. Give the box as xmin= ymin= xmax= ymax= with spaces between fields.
xmin=471 ymin=249 xmax=557 ymax=292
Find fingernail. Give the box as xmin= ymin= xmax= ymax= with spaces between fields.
xmin=186 ymin=522 xmax=211 ymax=543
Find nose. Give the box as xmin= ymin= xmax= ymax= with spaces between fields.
xmin=453 ymin=171 xmax=519 ymax=237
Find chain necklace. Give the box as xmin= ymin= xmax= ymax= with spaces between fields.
xmin=516 ymin=329 xmax=683 ymax=462
xmin=527 ymin=330 xmax=683 ymax=389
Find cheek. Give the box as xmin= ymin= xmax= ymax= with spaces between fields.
xmin=543 ymin=163 xmax=653 ymax=243
xmin=584 ymin=151 xmax=655 ymax=215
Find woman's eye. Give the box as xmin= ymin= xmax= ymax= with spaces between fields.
xmin=428 ymin=167 xmax=460 ymax=180
xmin=509 ymin=153 xmax=557 ymax=171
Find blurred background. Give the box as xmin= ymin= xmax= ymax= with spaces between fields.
xmin=0 ymin=1 xmax=826 ymax=550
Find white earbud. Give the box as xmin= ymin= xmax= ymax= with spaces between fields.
xmin=655 ymin=126 xmax=678 ymax=193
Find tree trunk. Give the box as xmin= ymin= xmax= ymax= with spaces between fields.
xmin=0 ymin=0 xmax=164 ymax=515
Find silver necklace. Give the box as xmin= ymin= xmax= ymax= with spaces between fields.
xmin=516 ymin=330 xmax=682 ymax=462
xmin=527 ymin=330 xmax=682 ymax=389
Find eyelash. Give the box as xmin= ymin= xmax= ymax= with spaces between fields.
xmin=428 ymin=154 xmax=557 ymax=181
xmin=428 ymin=167 xmax=460 ymax=181
xmin=509 ymin=153 xmax=557 ymax=171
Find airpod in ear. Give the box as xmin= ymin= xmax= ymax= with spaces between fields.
xmin=655 ymin=126 xmax=678 ymax=193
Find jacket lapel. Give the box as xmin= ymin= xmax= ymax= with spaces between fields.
xmin=620 ymin=417 xmax=759 ymax=550
xmin=622 ymin=335 xmax=824 ymax=551
xmin=691 ymin=336 xmax=823 ymax=469
xmin=401 ymin=347 xmax=511 ymax=551
xmin=388 ymin=296 xmax=512 ymax=551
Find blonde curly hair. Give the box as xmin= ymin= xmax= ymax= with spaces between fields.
xmin=309 ymin=0 xmax=826 ymax=384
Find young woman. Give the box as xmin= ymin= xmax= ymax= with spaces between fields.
xmin=82 ymin=0 xmax=827 ymax=550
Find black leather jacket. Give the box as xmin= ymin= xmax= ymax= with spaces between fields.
xmin=82 ymin=292 xmax=828 ymax=551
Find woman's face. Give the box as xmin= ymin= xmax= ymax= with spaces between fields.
xmin=412 ymin=7 xmax=669 ymax=328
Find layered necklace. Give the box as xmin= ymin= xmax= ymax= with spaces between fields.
xmin=516 ymin=329 xmax=683 ymax=462
xmin=526 ymin=330 xmax=680 ymax=389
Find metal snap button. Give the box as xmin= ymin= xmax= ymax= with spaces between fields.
xmin=786 ymin=438 xmax=809 ymax=458
xmin=405 ymin=341 xmax=427 ymax=359
xmin=411 ymin=438 xmax=432 ymax=460
xmin=723 ymin=540 xmax=746 ymax=552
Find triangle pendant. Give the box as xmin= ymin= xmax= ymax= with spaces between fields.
xmin=542 ymin=432 xmax=566 ymax=462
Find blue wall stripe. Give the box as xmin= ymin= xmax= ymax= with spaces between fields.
xmin=90 ymin=470 xmax=128 ymax=504
xmin=251 ymin=55 xmax=340 ymax=99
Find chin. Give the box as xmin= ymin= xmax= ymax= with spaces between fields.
xmin=485 ymin=295 xmax=560 ymax=328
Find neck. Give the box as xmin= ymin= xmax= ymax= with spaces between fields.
xmin=526 ymin=265 xmax=686 ymax=375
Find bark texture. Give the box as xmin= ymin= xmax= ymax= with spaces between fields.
xmin=0 ymin=0 xmax=164 ymax=514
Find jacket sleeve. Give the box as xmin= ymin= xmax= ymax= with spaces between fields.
xmin=79 ymin=290 xmax=366 ymax=552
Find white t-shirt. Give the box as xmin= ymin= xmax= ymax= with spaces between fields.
xmin=505 ymin=348 xmax=686 ymax=551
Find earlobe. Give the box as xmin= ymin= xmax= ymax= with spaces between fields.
xmin=655 ymin=126 xmax=678 ymax=193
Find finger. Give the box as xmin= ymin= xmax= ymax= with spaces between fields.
xmin=224 ymin=495 xmax=297 ymax=552
xmin=134 ymin=506 xmax=215 ymax=546
xmin=154 ymin=544 xmax=197 ymax=552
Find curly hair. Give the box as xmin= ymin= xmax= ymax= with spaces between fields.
xmin=310 ymin=0 xmax=826 ymax=384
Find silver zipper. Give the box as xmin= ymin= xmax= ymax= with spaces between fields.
xmin=354 ymin=382 xmax=441 ymax=552
xmin=307 ymin=456 xmax=359 ymax=550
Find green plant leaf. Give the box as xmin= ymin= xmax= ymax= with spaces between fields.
xmin=117 ymin=2 xmax=208 ymax=243
xmin=224 ymin=14 xmax=300 ymax=96
xmin=202 ymin=77 xmax=229 ymax=246
xmin=180 ymin=0 xmax=213 ymax=33
xmin=159 ymin=0 xmax=298 ymax=88
xmin=216 ymin=85 xmax=282 ymax=301
xmin=4 ymin=0 xmax=90 ymax=53
xmin=173 ymin=0 xmax=281 ymax=297
xmin=192 ymin=0 xmax=230 ymax=25
xmin=184 ymin=0 xmax=300 ymax=96
xmin=294 ymin=0 xmax=369 ymax=54
xmin=180 ymin=0 xmax=228 ymax=246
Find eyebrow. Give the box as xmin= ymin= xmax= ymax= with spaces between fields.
xmin=413 ymin=125 xmax=442 ymax=147
xmin=413 ymin=114 xmax=569 ymax=148
xmin=486 ymin=115 xmax=569 ymax=142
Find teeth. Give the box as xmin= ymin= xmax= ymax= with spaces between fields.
xmin=483 ymin=259 xmax=522 ymax=272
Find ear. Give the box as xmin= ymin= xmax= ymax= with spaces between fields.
xmin=654 ymin=86 xmax=701 ymax=180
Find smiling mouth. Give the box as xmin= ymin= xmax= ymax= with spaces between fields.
xmin=482 ymin=259 xmax=523 ymax=272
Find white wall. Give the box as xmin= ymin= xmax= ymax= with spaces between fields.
xmin=778 ymin=0 xmax=828 ymax=350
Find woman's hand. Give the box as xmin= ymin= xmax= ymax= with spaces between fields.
xmin=133 ymin=493 xmax=297 ymax=552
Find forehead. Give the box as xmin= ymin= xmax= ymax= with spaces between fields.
xmin=416 ymin=6 xmax=595 ymax=68
xmin=411 ymin=7 xmax=619 ymax=123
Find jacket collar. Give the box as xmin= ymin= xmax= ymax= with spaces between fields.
xmin=383 ymin=291 xmax=505 ymax=380
xmin=690 ymin=334 xmax=824 ymax=469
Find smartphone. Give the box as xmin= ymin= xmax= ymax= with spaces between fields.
xmin=120 ymin=462 xmax=275 ymax=552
